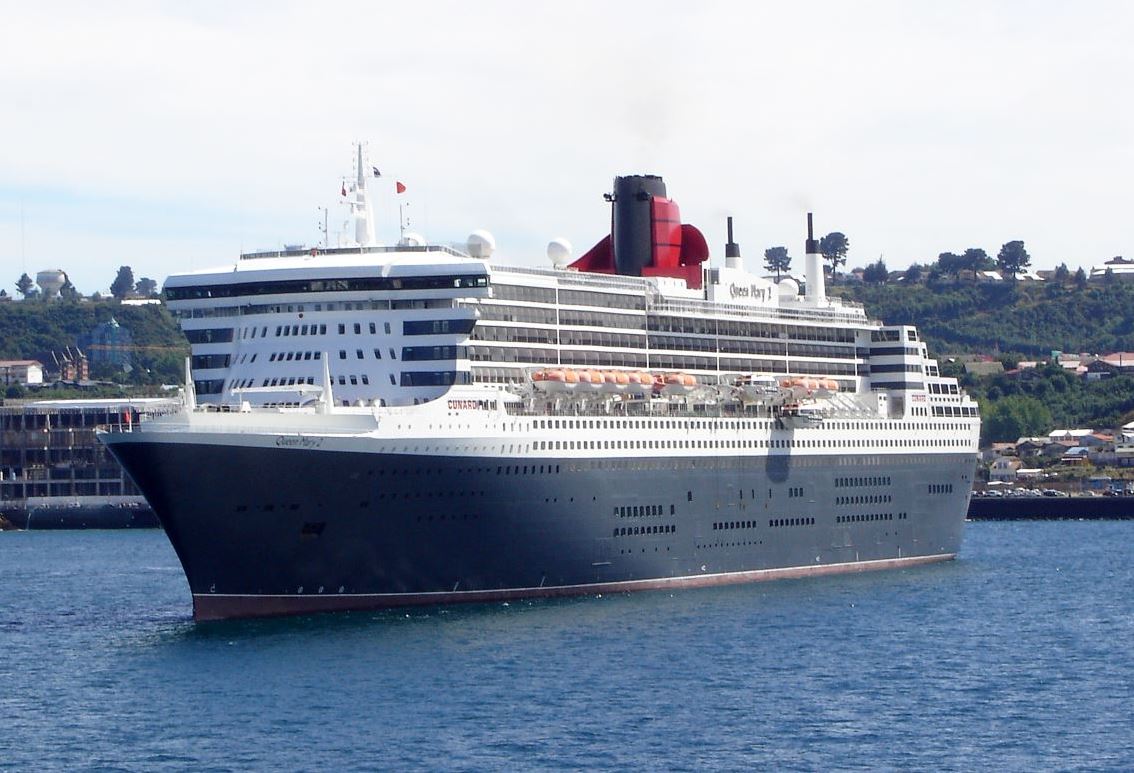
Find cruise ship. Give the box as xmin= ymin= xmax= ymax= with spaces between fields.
xmin=101 ymin=152 xmax=980 ymax=621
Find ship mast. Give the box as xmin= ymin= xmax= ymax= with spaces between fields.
xmin=352 ymin=143 xmax=376 ymax=247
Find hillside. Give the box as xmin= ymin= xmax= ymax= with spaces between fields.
xmin=0 ymin=299 xmax=187 ymax=385
xmin=833 ymin=279 xmax=1134 ymax=357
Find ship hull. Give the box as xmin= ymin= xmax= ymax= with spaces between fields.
xmin=107 ymin=435 xmax=972 ymax=621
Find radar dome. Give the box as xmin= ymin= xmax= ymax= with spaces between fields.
xmin=547 ymin=238 xmax=572 ymax=268
xmin=398 ymin=232 xmax=426 ymax=247
xmin=777 ymin=277 xmax=800 ymax=298
xmin=467 ymin=230 xmax=495 ymax=260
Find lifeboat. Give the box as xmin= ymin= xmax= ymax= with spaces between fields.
xmin=532 ymin=368 xmax=577 ymax=393
xmin=626 ymin=371 xmax=652 ymax=396
xmin=602 ymin=371 xmax=630 ymax=393
xmin=661 ymin=372 xmax=697 ymax=395
xmin=576 ymin=369 xmax=604 ymax=392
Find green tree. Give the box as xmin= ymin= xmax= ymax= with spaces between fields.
xmin=862 ymin=259 xmax=888 ymax=284
xmin=937 ymin=252 xmax=964 ymax=280
xmin=819 ymin=232 xmax=849 ymax=279
xmin=996 ymin=240 xmax=1031 ymax=280
xmin=1053 ymin=263 xmax=1070 ymax=283
xmin=110 ymin=266 xmax=135 ymax=300
xmin=983 ymin=394 xmax=1052 ymax=443
xmin=59 ymin=274 xmax=80 ymax=301
xmin=135 ymin=277 xmax=158 ymax=297
xmin=1074 ymin=267 xmax=1088 ymax=289
xmin=962 ymin=248 xmax=991 ymax=277
xmin=16 ymin=273 xmax=34 ymax=298
xmin=904 ymin=264 xmax=923 ymax=283
xmin=763 ymin=246 xmax=791 ymax=280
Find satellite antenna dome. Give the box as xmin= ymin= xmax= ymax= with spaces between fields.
xmin=777 ymin=277 xmax=800 ymax=298
xmin=467 ymin=230 xmax=496 ymax=260
xmin=398 ymin=232 xmax=426 ymax=247
xmin=547 ymin=238 xmax=572 ymax=268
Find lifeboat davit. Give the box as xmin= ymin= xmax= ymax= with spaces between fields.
xmin=736 ymin=373 xmax=779 ymax=401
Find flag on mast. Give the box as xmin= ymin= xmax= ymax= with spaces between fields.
xmin=372 ymin=166 xmax=381 ymax=177
xmin=396 ymin=181 xmax=406 ymax=194
xmin=340 ymin=181 xmax=347 ymax=197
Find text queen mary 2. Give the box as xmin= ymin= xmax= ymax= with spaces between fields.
xmin=100 ymin=148 xmax=980 ymax=621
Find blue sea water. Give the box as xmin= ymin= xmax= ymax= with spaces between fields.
xmin=1 ymin=522 xmax=1132 ymax=771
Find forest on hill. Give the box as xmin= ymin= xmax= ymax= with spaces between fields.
xmin=0 ymin=299 xmax=187 ymax=387
xmin=833 ymin=278 xmax=1134 ymax=358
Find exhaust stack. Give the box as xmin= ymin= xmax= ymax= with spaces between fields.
xmin=724 ymin=216 xmax=742 ymax=270
xmin=804 ymin=212 xmax=826 ymax=304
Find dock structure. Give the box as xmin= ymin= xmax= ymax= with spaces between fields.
xmin=0 ymin=398 xmax=180 ymax=528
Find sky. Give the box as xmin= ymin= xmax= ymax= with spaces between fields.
xmin=2 ymin=1 xmax=1133 ymax=294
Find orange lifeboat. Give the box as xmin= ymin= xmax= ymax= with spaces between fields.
xmin=626 ymin=371 xmax=652 ymax=396
xmin=533 ymin=368 xmax=576 ymax=393
xmin=662 ymin=372 xmax=697 ymax=395
xmin=603 ymin=371 xmax=629 ymax=393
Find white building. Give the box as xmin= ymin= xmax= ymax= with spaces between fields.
xmin=0 ymin=360 xmax=44 ymax=386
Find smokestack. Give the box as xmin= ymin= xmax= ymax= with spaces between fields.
xmin=725 ymin=216 xmax=742 ymax=270
xmin=804 ymin=212 xmax=826 ymax=304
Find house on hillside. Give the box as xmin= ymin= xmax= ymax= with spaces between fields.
xmin=989 ymin=456 xmax=1023 ymax=482
xmin=0 ymin=360 xmax=44 ymax=386
xmin=1089 ymin=256 xmax=1134 ymax=282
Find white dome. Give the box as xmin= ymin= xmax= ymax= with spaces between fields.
xmin=777 ymin=277 xmax=800 ymax=297
xmin=398 ymin=232 xmax=426 ymax=247
xmin=547 ymin=238 xmax=572 ymax=268
xmin=467 ymin=230 xmax=495 ymax=260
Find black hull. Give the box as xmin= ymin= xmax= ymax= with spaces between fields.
xmin=107 ymin=438 xmax=973 ymax=621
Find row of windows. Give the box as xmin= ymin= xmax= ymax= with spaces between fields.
xmin=836 ymin=476 xmax=892 ymax=487
xmin=272 ymin=351 xmax=322 ymax=362
xmin=788 ymin=487 xmax=805 ymax=498
xmin=770 ymin=517 xmax=815 ymax=527
xmin=492 ymin=284 xmax=557 ymax=304
xmin=836 ymin=494 xmax=893 ymax=505
xmin=932 ymin=406 xmax=978 ymax=417
xmin=401 ymin=345 xmax=467 ymax=362
xmin=929 ymin=483 xmax=954 ymax=494
xmin=469 ymin=347 xmax=560 ymax=364
xmin=404 ymin=318 xmax=477 ymax=336
xmin=559 ymin=310 xmax=648 ymax=330
xmin=615 ymin=504 xmax=671 ymax=517
xmin=193 ymin=379 xmax=224 ymax=395
xmin=191 ymin=354 xmax=230 ymax=370
xmin=870 ymin=345 xmax=922 ymax=356
xmin=836 ymin=512 xmax=908 ymax=523
xmin=471 ymin=325 xmax=557 ymax=345
xmin=399 ymin=371 xmax=472 ymax=387
xmin=649 ymin=316 xmax=856 ymax=343
xmin=870 ymin=363 xmax=924 ymax=374
xmin=184 ymin=328 xmax=234 ymax=344
xmin=530 ymin=434 xmax=974 ymax=451
xmin=560 ymin=288 xmax=645 ymax=310
xmin=871 ymin=329 xmax=903 ymax=342
xmin=929 ymin=383 xmax=961 ymax=395
xmin=613 ymin=524 xmax=676 ymax=537
xmin=167 ymin=273 xmax=489 ymax=300
xmin=560 ymin=330 xmax=647 ymax=348
xmin=476 ymin=304 xmax=558 ymax=325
